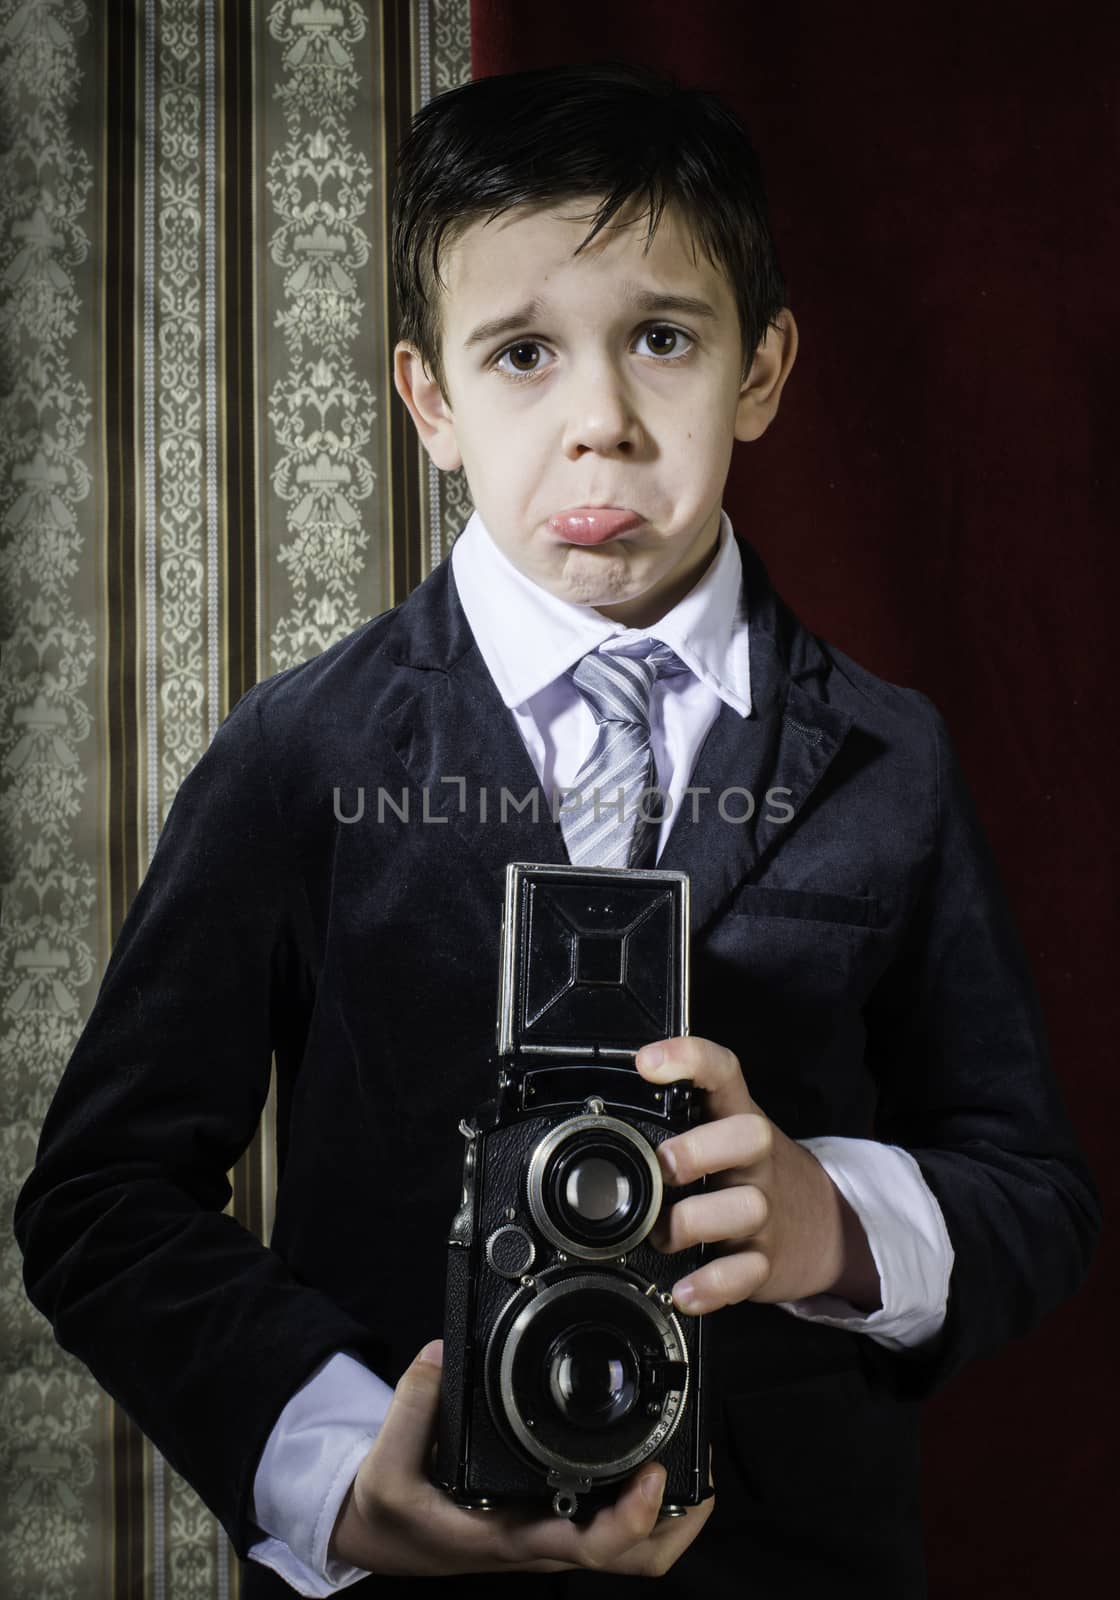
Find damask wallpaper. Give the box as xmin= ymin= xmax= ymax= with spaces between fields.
xmin=0 ymin=2 xmax=473 ymax=1595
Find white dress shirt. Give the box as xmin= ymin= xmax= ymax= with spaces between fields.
xmin=249 ymin=507 xmax=955 ymax=1594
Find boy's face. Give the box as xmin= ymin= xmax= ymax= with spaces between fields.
xmin=395 ymin=197 xmax=797 ymax=628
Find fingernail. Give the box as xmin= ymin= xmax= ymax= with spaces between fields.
xmin=658 ymin=1143 xmax=677 ymax=1182
xmin=640 ymin=1044 xmax=664 ymax=1070
xmin=641 ymin=1472 xmax=664 ymax=1506
xmin=674 ymin=1282 xmax=696 ymax=1311
xmin=418 ymin=1339 xmax=443 ymax=1366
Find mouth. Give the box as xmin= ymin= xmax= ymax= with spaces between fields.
xmin=547 ymin=507 xmax=646 ymax=546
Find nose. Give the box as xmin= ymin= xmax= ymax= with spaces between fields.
xmin=560 ymin=356 xmax=643 ymax=459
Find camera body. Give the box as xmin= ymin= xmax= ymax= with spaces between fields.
xmin=435 ymin=863 xmax=711 ymax=1520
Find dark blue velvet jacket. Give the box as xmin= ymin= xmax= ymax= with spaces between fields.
xmin=15 ymin=536 xmax=1100 ymax=1597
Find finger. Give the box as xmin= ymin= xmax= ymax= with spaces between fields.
xmin=405 ymin=1473 xmax=605 ymax=1574
xmin=635 ymin=1036 xmax=754 ymax=1121
xmin=457 ymin=1506 xmax=576 ymax=1572
xmin=369 ymin=1339 xmax=445 ymax=1480
xmin=659 ymin=1112 xmax=772 ymax=1186
xmin=468 ymin=1473 xmax=715 ymax=1578
xmin=669 ymin=1248 xmax=772 ymax=1314
xmin=348 ymin=1450 xmax=573 ymax=1575
xmin=503 ymin=1464 xmax=666 ymax=1569
xmin=571 ymin=1463 xmax=667 ymax=1568
xmin=596 ymin=1489 xmax=718 ymax=1578
xmin=652 ymin=1183 xmax=769 ymax=1253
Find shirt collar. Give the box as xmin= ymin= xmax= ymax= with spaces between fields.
xmin=450 ymin=506 xmax=751 ymax=715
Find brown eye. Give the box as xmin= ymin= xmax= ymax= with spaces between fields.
xmin=508 ymin=342 xmax=540 ymax=372
xmin=646 ymin=327 xmax=678 ymax=354
xmin=640 ymin=325 xmax=694 ymax=360
xmin=494 ymin=341 xmax=551 ymax=382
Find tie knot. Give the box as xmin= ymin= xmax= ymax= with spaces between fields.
xmin=570 ymin=642 xmax=683 ymax=728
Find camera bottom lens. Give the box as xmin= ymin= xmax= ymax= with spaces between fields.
xmin=547 ymin=1324 xmax=639 ymax=1429
xmin=489 ymin=1270 xmax=688 ymax=1480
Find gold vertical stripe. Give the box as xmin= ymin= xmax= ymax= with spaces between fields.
xmin=104 ymin=0 xmax=151 ymax=1585
xmin=216 ymin=0 xmax=230 ymax=724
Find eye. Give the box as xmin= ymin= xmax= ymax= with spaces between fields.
xmin=635 ymin=324 xmax=695 ymax=360
xmin=493 ymin=340 xmax=555 ymax=382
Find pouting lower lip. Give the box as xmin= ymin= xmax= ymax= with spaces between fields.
xmin=548 ymin=508 xmax=645 ymax=544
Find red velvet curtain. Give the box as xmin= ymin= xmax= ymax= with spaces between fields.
xmin=471 ymin=3 xmax=1115 ymax=1592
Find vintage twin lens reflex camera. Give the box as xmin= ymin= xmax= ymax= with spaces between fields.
xmin=434 ymin=862 xmax=712 ymax=1521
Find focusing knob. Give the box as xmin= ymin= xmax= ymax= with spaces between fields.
xmin=486 ymin=1224 xmax=536 ymax=1279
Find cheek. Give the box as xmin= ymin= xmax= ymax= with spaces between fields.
xmin=465 ymin=428 xmax=535 ymax=485
xmin=665 ymin=400 xmax=730 ymax=454
xmin=659 ymin=439 xmax=730 ymax=513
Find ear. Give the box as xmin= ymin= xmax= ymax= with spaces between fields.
xmin=733 ymin=308 xmax=799 ymax=443
xmin=393 ymin=342 xmax=463 ymax=471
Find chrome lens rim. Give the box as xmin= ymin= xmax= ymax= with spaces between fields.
xmin=490 ymin=1270 xmax=689 ymax=1480
xmin=525 ymin=1113 xmax=663 ymax=1260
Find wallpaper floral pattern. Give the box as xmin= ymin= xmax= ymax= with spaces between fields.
xmin=0 ymin=3 xmax=472 ymax=1595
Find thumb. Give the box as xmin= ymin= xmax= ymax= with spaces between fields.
xmin=373 ymin=1340 xmax=444 ymax=1479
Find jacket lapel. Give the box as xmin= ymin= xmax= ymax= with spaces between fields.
xmin=656 ymin=536 xmax=853 ymax=930
xmin=657 ymin=680 xmax=853 ymax=936
xmin=379 ymin=559 xmax=569 ymax=884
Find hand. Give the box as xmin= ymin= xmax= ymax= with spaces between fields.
xmin=329 ymin=1340 xmax=715 ymax=1577
xmin=635 ymin=1036 xmax=882 ymax=1313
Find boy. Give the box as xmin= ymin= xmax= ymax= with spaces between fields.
xmin=15 ymin=61 xmax=1100 ymax=1598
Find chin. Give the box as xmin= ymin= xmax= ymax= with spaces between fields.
xmin=560 ymin=568 xmax=641 ymax=601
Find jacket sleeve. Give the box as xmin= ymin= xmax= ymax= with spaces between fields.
xmin=13 ymin=685 xmax=382 ymax=1557
xmin=860 ymin=697 xmax=1102 ymax=1398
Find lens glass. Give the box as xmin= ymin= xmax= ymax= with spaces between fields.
xmin=547 ymin=1325 xmax=638 ymax=1428
xmin=564 ymin=1157 xmax=632 ymax=1222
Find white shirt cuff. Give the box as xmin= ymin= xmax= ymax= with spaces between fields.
xmin=249 ymin=1350 xmax=394 ymax=1595
xmin=778 ymin=1136 xmax=955 ymax=1351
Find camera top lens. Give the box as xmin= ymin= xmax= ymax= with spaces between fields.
xmin=564 ymin=1156 xmax=631 ymax=1222
xmin=527 ymin=1114 xmax=663 ymax=1260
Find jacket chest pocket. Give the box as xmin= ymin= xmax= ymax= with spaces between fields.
xmin=727 ymin=884 xmax=885 ymax=929
xmin=701 ymin=883 xmax=891 ymax=1003
xmin=694 ymin=887 xmax=894 ymax=1131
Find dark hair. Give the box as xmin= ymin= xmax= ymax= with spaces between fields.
xmin=392 ymin=60 xmax=787 ymax=402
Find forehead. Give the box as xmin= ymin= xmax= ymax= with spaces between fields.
xmin=438 ymin=197 xmax=733 ymax=331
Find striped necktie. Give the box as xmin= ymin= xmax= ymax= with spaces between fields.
xmin=560 ymin=642 xmax=685 ymax=868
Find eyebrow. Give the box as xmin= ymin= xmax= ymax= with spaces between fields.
xmin=462 ymin=288 xmax=720 ymax=351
